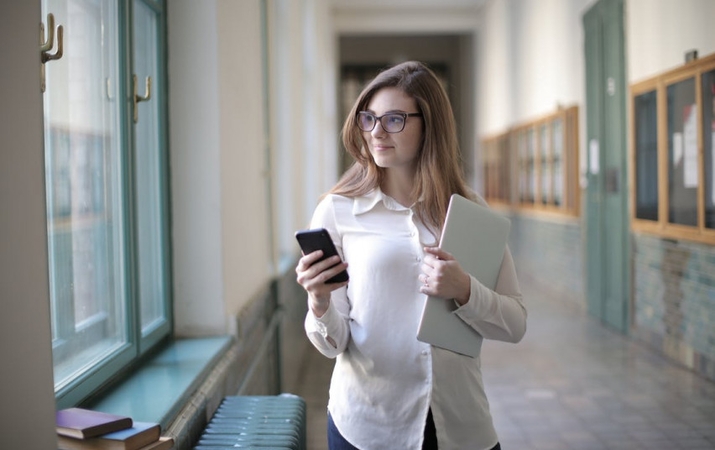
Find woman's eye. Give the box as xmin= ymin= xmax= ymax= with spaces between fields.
xmin=387 ymin=115 xmax=403 ymax=125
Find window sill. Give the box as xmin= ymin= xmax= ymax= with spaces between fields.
xmin=85 ymin=336 xmax=232 ymax=429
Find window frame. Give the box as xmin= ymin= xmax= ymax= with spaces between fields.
xmin=43 ymin=0 xmax=172 ymax=409
xmin=131 ymin=0 xmax=172 ymax=355
xmin=482 ymin=131 xmax=511 ymax=205
xmin=482 ymin=105 xmax=580 ymax=217
xmin=629 ymin=52 xmax=715 ymax=244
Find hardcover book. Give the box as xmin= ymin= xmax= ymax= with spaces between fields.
xmin=57 ymin=422 xmax=160 ymax=450
xmin=56 ymin=408 xmax=133 ymax=440
xmin=137 ymin=437 xmax=174 ymax=450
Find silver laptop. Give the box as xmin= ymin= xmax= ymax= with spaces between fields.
xmin=416 ymin=194 xmax=511 ymax=358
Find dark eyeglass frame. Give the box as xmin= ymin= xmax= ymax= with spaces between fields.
xmin=356 ymin=111 xmax=423 ymax=133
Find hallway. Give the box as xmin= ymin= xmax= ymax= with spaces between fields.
xmin=292 ymin=278 xmax=715 ymax=449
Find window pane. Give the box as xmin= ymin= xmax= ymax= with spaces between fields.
xmin=552 ymin=119 xmax=563 ymax=206
xmin=527 ymin=129 xmax=536 ymax=202
xmin=484 ymin=140 xmax=496 ymax=199
xmin=518 ymin=132 xmax=527 ymax=202
xmin=42 ymin=0 xmax=127 ymax=390
xmin=498 ymin=136 xmax=510 ymax=203
xmin=667 ymin=78 xmax=698 ymax=226
xmin=703 ymin=69 xmax=715 ymax=229
xmin=134 ymin=0 xmax=168 ymax=334
xmin=634 ymin=90 xmax=658 ymax=221
xmin=540 ymin=124 xmax=550 ymax=204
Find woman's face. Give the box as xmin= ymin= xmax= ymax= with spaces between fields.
xmin=361 ymin=87 xmax=423 ymax=174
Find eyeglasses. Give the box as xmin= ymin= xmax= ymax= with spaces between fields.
xmin=356 ymin=111 xmax=423 ymax=133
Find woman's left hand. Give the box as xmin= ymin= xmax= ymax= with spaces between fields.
xmin=420 ymin=247 xmax=471 ymax=305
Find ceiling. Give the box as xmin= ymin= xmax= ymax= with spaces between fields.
xmin=330 ymin=0 xmax=488 ymax=35
xmin=330 ymin=0 xmax=488 ymax=10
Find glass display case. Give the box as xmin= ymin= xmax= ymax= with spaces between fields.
xmin=629 ymin=52 xmax=715 ymax=243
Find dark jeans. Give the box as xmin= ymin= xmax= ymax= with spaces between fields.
xmin=327 ymin=410 xmax=501 ymax=450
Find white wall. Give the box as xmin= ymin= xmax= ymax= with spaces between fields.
xmin=269 ymin=0 xmax=308 ymax=264
xmin=166 ymin=0 xmax=342 ymax=334
xmin=0 ymin=1 xmax=58 ymax=448
xmin=303 ymin=0 xmax=340 ymax=220
xmin=216 ymin=0 xmax=272 ymax=325
xmin=168 ymin=1 xmax=225 ymax=335
xmin=168 ymin=0 xmax=271 ymax=336
xmin=477 ymin=0 xmax=595 ymax=136
xmin=477 ymin=0 xmax=715 ymax=134
xmin=475 ymin=0 xmax=713 ymax=193
xmin=626 ymin=0 xmax=715 ymax=83
xmin=269 ymin=0 xmax=339 ymax=265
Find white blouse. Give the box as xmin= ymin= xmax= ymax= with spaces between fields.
xmin=304 ymin=188 xmax=527 ymax=450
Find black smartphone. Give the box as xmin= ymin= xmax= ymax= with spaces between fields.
xmin=295 ymin=228 xmax=349 ymax=284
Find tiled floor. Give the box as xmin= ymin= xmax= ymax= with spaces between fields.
xmin=292 ymin=279 xmax=715 ymax=449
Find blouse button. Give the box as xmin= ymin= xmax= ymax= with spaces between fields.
xmin=315 ymin=321 xmax=328 ymax=338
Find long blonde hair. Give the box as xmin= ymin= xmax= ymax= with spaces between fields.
xmin=331 ymin=61 xmax=473 ymax=231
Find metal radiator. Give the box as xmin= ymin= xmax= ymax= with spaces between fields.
xmin=194 ymin=394 xmax=307 ymax=450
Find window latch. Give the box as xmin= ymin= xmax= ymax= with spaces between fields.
xmin=40 ymin=13 xmax=64 ymax=93
xmin=133 ymin=75 xmax=152 ymax=123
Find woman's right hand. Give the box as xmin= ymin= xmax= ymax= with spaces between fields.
xmin=295 ymin=250 xmax=348 ymax=317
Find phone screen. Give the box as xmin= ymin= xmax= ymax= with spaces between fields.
xmin=295 ymin=228 xmax=349 ymax=283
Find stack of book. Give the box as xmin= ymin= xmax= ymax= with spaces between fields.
xmin=56 ymin=408 xmax=174 ymax=450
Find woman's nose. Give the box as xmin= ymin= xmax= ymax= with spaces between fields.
xmin=371 ymin=120 xmax=387 ymax=137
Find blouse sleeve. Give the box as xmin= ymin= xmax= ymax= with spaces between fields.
xmin=453 ymin=245 xmax=527 ymax=343
xmin=303 ymin=195 xmax=352 ymax=358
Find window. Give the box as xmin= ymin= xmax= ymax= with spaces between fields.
xmin=539 ymin=124 xmax=549 ymax=204
xmin=630 ymin=52 xmax=715 ymax=243
xmin=704 ymin=68 xmax=715 ymax=229
xmin=552 ymin=118 xmax=564 ymax=206
xmin=633 ymin=89 xmax=658 ymax=221
xmin=41 ymin=0 xmax=170 ymax=408
xmin=525 ymin=128 xmax=536 ymax=203
xmin=668 ymin=78 xmax=697 ymax=226
xmin=482 ymin=106 xmax=579 ymax=216
xmin=482 ymin=132 xmax=511 ymax=204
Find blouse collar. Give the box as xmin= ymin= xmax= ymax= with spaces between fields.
xmin=353 ymin=187 xmax=419 ymax=216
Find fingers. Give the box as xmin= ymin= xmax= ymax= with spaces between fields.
xmin=420 ymin=247 xmax=468 ymax=299
xmin=296 ymin=251 xmax=341 ymax=278
xmin=419 ymin=271 xmax=440 ymax=288
xmin=296 ymin=249 xmax=324 ymax=272
xmin=423 ymin=246 xmax=454 ymax=261
xmin=419 ymin=273 xmax=428 ymax=285
xmin=315 ymin=261 xmax=349 ymax=285
xmin=419 ymin=272 xmax=438 ymax=296
xmin=421 ymin=251 xmax=445 ymax=274
xmin=295 ymin=251 xmax=348 ymax=295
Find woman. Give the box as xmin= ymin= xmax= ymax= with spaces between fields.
xmin=296 ymin=61 xmax=526 ymax=450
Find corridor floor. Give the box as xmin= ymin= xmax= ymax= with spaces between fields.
xmin=291 ymin=279 xmax=715 ymax=449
